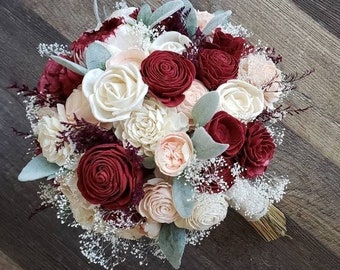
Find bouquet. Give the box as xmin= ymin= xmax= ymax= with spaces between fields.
xmin=14 ymin=0 xmax=312 ymax=269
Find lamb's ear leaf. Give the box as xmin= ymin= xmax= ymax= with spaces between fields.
xmin=201 ymin=10 xmax=232 ymax=36
xmin=148 ymin=0 xmax=185 ymax=28
xmin=191 ymin=127 xmax=229 ymax=160
xmin=172 ymin=176 xmax=195 ymax=218
xmin=192 ymin=92 xmax=219 ymax=126
xmin=159 ymin=223 xmax=186 ymax=269
xmin=137 ymin=3 xmax=152 ymax=25
xmin=18 ymin=154 xmax=60 ymax=182
xmin=85 ymin=42 xmax=111 ymax=70
xmin=50 ymin=55 xmax=88 ymax=75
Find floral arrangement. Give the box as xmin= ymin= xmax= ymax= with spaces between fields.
xmin=14 ymin=0 xmax=311 ymax=269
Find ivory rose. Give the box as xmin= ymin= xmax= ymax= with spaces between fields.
xmin=113 ymin=98 xmax=189 ymax=156
xmin=216 ymin=79 xmax=264 ymax=121
xmin=175 ymin=193 xmax=229 ymax=230
xmin=155 ymin=132 xmax=194 ymax=177
xmin=58 ymin=172 xmax=97 ymax=230
xmin=149 ymin=31 xmax=191 ymax=54
xmin=37 ymin=110 xmax=75 ymax=166
xmin=176 ymin=79 xmax=208 ymax=119
xmin=82 ymin=64 xmax=148 ymax=123
xmin=137 ymin=178 xmax=179 ymax=223
xmin=238 ymin=53 xmax=282 ymax=109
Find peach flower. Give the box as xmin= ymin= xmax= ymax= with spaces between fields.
xmin=238 ymin=54 xmax=282 ymax=109
xmin=176 ymin=79 xmax=208 ymax=119
xmin=106 ymin=48 xmax=148 ymax=69
xmin=196 ymin=10 xmax=215 ymax=30
xmin=137 ymin=178 xmax=178 ymax=223
xmin=155 ymin=132 xmax=194 ymax=177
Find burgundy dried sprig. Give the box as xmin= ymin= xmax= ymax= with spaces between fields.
xmin=8 ymin=83 xmax=61 ymax=107
xmin=57 ymin=117 xmax=116 ymax=153
xmin=257 ymin=105 xmax=312 ymax=122
xmin=283 ymin=68 xmax=315 ymax=83
xmin=253 ymin=47 xmax=282 ymax=64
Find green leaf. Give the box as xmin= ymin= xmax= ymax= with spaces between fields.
xmin=18 ymin=154 xmax=60 ymax=182
xmin=85 ymin=42 xmax=112 ymax=70
xmin=192 ymin=92 xmax=220 ymax=126
xmin=182 ymin=0 xmax=197 ymax=37
xmin=142 ymin=156 xmax=156 ymax=169
xmin=50 ymin=55 xmax=88 ymax=75
xmin=191 ymin=127 xmax=228 ymax=160
xmin=173 ymin=176 xmax=195 ymax=218
xmin=202 ymin=10 xmax=232 ymax=36
xmin=148 ymin=0 xmax=185 ymax=28
xmin=159 ymin=223 xmax=186 ymax=269
xmin=137 ymin=3 xmax=152 ymax=25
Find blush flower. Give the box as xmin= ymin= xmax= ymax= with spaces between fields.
xmin=137 ymin=178 xmax=178 ymax=223
xmin=155 ymin=132 xmax=194 ymax=177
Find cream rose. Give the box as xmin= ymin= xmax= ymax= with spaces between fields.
xmin=155 ymin=132 xmax=194 ymax=177
xmin=137 ymin=178 xmax=179 ymax=224
xmin=149 ymin=31 xmax=191 ymax=54
xmin=175 ymin=193 xmax=229 ymax=230
xmin=58 ymin=172 xmax=97 ymax=230
xmin=113 ymin=98 xmax=189 ymax=156
xmin=216 ymin=79 xmax=265 ymax=122
xmin=238 ymin=54 xmax=282 ymax=109
xmin=82 ymin=64 xmax=148 ymax=123
xmin=176 ymin=79 xmax=208 ymax=119
xmin=225 ymin=179 xmax=270 ymax=221
xmin=117 ymin=219 xmax=161 ymax=240
xmin=37 ymin=112 xmax=74 ymax=166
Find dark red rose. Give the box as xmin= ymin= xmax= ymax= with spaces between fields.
xmin=238 ymin=122 xmax=275 ymax=178
xmin=205 ymin=111 xmax=246 ymax=157
xmin=203 ymin=28 xmax=246 ymax=60
xmin=141 ymin=51 xmax=196 ymax=107
xmin=71 ymin=17 xmax=123 ymax=63
xmin=37 ymin=56 xmax=83 ymax=100
xmin=196 ymin=48 xmax=238 ymax=90
xmin=77 ymin=143 xmax=144 ymax=210
xmin=199 ymin=157 xmax=235 ymax=193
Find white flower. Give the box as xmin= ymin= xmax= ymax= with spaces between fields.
xmin=225 ymin=179 xmax=270 ymax=221
xmin=58 ymin=172 xmax=98 ymax=230
xmin=82 ymin=64 xmax=148 ymax=123
xmin=113 ymin=98 xmax=188 ymax=156
xmin=175 ymin=193 xmax=229 ymax=230
xmin=216 ymin=79 xmax=264 ymax=122
xmin=37 ymin=109 xmax=74 ymax=166
xmin=149 ymin=31 xmax=191 ymax=54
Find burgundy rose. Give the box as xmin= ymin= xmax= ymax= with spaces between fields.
xmin=196 ymin=48 xmax=238 ymax=90
xmin=199 ymin=157 xmax=235 ymax=193
xmin=141 ymin=51 xmax=196 ymax=107
xmin=37 ymin=56 xmax=83 ymax=100
xmin=71 ymin=18 xmax=123 ymax=64
xmin=205 ymin=111 xmax=246 ymax=157
xmin=77 ymin=143 xmax=144 ymax=210
xmin=204 ymin=28 xmax=246 ymax=60
xmin=238 ymin=122 xmax=275 ymax=178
